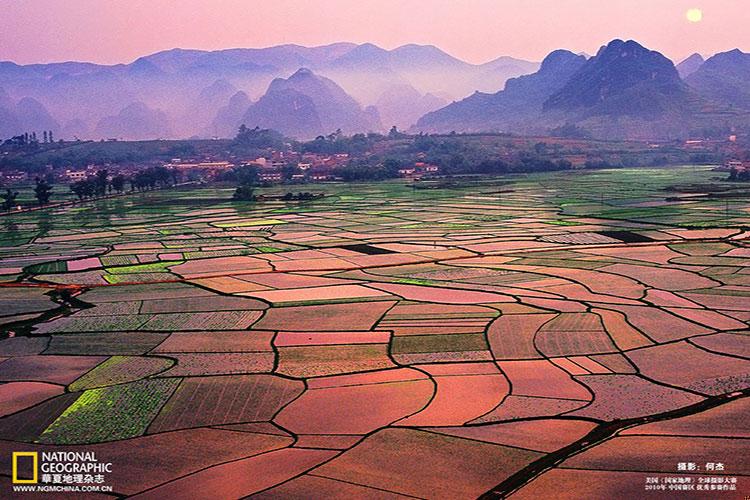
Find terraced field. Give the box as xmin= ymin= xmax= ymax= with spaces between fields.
xmin=0 ymin=166 xmax=748 ymax=498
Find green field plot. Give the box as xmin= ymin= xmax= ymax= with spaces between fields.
xmin=69 ymin=356 xmax=174 ymax=391
xmin=39 ymin=378 xmax=180 ymax=444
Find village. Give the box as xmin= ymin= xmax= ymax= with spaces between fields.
xmin=0 ymin=149 xmax=441 ymax=186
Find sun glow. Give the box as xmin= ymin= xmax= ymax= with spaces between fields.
xmin=686 ymin=8 xmax=703 ymax=23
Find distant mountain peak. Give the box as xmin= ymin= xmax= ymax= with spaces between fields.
xmin=387 ymin=44 xmax=469 ymax=69
xmin=241 ymin=65 xmax=381 ymax=139
xmin=703 ymin=48 xmax=749 ymax=68
xmin=331 ymin=43 xmax=392 ymax=68
xmin=415 ymin=48 xmax=584 ymax=133
xmin=289 ymin=67 xmax=315 ymax=78
xmin=680 ymin=52 xmax=705 ymax=63
xmin=95 ymin=101 xmax=170 ymax=140
xmin=596 ymin=39 xmax=661 ymax=61
xmin=686 ymin=48 xmax=750 ymax=112
xmin=417 ymin=39 xmax=750 ymax=140
xmin=199 ymin=79 xmax=236 ymax=99
xmin=539 ymin=50 xmax=586 ymax=72
xmin=677 ymin=53 xmax=705 ymax=79
xmin=358 ymin=42 xmax=386 ymax=51
xmin=228 ymin=90 xmax=250 ymax=104
xmin=269 ymin=67 xmax=336 ymax=95
xmin=726 ymin=48 xmax=747 ymax=56
xmin=128 ymin=57 xmax=164 ymax=76
xmin=544 ymin=39 xmax=685 ymax=114
xmin=391 ymin=43 xmax=450 ymax=56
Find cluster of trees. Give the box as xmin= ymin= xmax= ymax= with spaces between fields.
xmin=444 ymin=156 xmax=572 ymax=176
xmin=728 ymin=168 xmax=750 ymax=182
xmin=227 ymin=164 xmax=261 ymax=202
xmin=299 ymin=129 xmax=385 ymax=155
xmin=2 ymin=130 xmax=56 ymax=148
xmin=33 ymin=178 xmax=53 ymax=205
xmin=131 ymin=166 xmax=174 ymax=191
xmin=280 ymin=192 xmax=318 ymax=201
xmin=1 ymin=189 xmax=19 ymax=211
xmin=0 ymin=139 xmax=221 ymax=174
xmin=333 ymin=158 xmax=403 ymax=181
xmin=70 ymin=170 xmax=125 ymax=200
xmin=69 ymin=166 xmax=172 ymax=201
xmin=233 ymin=190 xmax=320 ymax=203
xmin=220 ymin=164 xmax=260 ymax=185
xmin=583 ymin=152 xmax=722 ymax=169
xmin=221 ymin=162 xmax=309 ymax=200
xmin=323 ymin=151 xmax=574 ymax=183
xmin=0 ymin=178 xmax=53 ymax=211
xmin=232 ymin=125 xmax=392 ymax=156
xmin=225 ymin=162 xmax=321 ymax=202
xmin=232 ymin=184 xmax=256 ymax=201
xmin=232 ymin=125 xmax=285 ymax=152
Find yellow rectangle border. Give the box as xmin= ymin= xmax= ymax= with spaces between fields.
xmin=12 ymin=451 xmax=38 ymax=484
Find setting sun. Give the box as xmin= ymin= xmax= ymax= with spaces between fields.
xmin=686 ymin=8 xmax=703 ymax=22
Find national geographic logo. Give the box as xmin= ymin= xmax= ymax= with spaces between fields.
xmin=12 ymin=452 xmax=38 ymax=484
xmin=10 ymin=451 xmax=114 ymax=493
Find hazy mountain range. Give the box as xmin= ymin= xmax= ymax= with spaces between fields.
xmin=415 ymin=50 xmax=587 ymax=134
xmin=238 ymin=68 xmax=381 ymax=139
xmin=1 ymin=40 xmax=750 ymax=141
xmin=416 ymin=40 xmax=750 ymax=140
xmin=686 ymin=49 xmax=750 ymax=112
xmin=0 ymin=43 xmax=536 ymax=141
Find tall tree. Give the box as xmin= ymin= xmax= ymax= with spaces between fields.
xmin=110 ymin=174 xmax=126 ymax=193
xmin=152 ymin=166 xmax=171 ymax=187
xmin=70 ymin=179 xmax=96 ymax=200
xmin=34 ymin=178 xmax=53 ymax=205
xmin=281 ymin=163 xmax=296 ymax=181
xmin=234 ymin=164 xmax=260 ymax=186
xmin=1 ymin=189 xmax=19 ymax=211
xmin=95 ymin=170 xmax=109 ymax=196
xmin=232 ymin=184 xmax=256 ymax=201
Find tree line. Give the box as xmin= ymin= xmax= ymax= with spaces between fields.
xmin=1 ymin=165 xmax=180 ymax=212
xmin=70 ymin=166 xmax=174 ymax=200
xmin=2 ymin=130 xmax=56 ymax=148
xmin=1 ymin=176 xmax=55 ymax=211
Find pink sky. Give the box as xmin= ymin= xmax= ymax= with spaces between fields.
xmin=1 ymin=0 xmax=747 ymax=65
